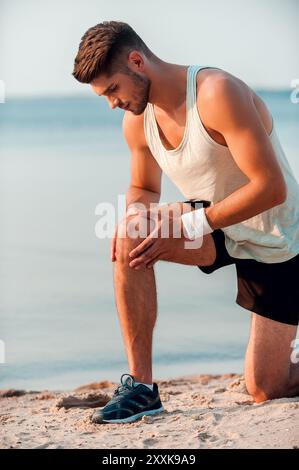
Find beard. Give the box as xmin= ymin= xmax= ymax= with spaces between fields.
xmin=126 ymin=70 xmax=151 ymax=115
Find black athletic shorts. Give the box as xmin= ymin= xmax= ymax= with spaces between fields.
xmin=184 ymin=200 xmax=299 ymax=326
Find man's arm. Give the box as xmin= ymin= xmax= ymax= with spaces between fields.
xmin=122 ymin=110 xmax=162 ymax=211
xmin=111 ymin=112 xmax=162 ymax=261
xmin=197 ymin=73 xmax=287 ymax=230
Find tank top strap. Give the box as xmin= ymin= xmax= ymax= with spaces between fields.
xmin=187 ymin=65 xmax=208 ymax=114
xmin=187 ymin=65 xmax=200 ymax=108
xmin=144 ymin=64 xmax=212 ymax=156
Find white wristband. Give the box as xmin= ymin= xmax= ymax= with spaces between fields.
xmin=181 ymin=208 xmax=214 ymax=240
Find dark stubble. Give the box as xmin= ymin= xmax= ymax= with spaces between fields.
xmin=125 ymin=69 xmax=151 ymax=115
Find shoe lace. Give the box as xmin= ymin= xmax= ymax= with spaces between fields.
xmin=113 ymin=373 xmax=136 ymax=397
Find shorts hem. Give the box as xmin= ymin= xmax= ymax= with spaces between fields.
xmin=235 ymin=297 xmax=299 ymax=326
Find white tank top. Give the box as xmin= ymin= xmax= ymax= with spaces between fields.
xmin=143 ymin=64 xmax=299 ymax=263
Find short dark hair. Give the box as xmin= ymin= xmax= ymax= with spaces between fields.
xmin=72 ymin=21 xmax=153 ymax=83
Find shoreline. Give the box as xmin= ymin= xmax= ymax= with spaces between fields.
xmin=1 ymin=373 xmax=298 ymax=449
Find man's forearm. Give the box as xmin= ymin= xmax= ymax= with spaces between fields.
xmin=205 ymin=180 xmax=286 ymax=230
xmin=126 ymin=186 xmax=161 ymax=213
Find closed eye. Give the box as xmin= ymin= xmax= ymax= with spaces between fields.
xmin=108 ymin=85 xmax=117 ymax=94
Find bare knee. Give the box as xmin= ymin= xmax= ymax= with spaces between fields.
xmin=244 ymin=313 xmax=296 ymax=403
xmin=245 ymin=374 xmax=286 ymax=403
xmin=115 ymin=215 xmax=149 ymax=266
xmin=248 ymin=385 xmax=276 ymax=403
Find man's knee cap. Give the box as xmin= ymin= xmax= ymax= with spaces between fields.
xmin=115 ymin=216 xmax=148 ymax=263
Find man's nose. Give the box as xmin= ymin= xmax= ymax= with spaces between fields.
xmin=108 ymin=97 xmax=120 ymax=109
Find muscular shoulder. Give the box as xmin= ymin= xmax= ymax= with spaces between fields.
xmin=122 ymin=109 xmax=148 ymax=151
xmin=196 ymin=68 xmax=253 ymax=132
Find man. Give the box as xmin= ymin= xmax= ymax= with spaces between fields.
xmin=73 ymin=21 xmax=299 ymax=424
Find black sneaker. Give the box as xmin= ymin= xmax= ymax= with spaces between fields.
xmin=91 ymin=373 xmax=164 ymax=424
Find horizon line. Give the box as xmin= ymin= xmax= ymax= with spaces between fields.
xmin=3 ymin=87 xmax=293 ymax=101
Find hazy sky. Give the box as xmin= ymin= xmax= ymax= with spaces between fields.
xmin=1 ymin=0 xmax=298 ymax=96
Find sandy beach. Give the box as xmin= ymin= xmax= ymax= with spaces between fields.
xmin=1 ymin=373 xmax=298 ymax=449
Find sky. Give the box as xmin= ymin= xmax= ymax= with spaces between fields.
xmin=0 ymin=0 xmax=298 ymax=96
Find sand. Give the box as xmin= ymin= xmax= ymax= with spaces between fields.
xmin=1 ymin=373 xmax=299 ymax=449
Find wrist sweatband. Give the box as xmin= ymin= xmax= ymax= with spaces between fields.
xmin=181 ymin=208 xmax=214 ymax=240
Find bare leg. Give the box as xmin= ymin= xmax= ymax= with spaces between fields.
xmin=245 ymin=312 xmax=299 ymax=402
xmin=113 ymin=247 xmax=156 ymax=384
xmin=113 ymin=215 xmax=217 ymax=384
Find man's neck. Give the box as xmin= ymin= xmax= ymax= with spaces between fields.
xmin=147 ymin=61 xmax=189 ymax=117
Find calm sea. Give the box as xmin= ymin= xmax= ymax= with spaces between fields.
xmin=0 ymin=90 xmax=298 ymax=390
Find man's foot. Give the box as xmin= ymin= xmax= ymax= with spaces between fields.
xmin=91 ymin=373 xmax=164 ymax=424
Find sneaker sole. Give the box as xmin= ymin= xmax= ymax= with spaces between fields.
xmin=101 ymin=405 xmax=165 ymax=424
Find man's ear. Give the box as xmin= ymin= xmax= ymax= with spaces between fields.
xmin=127 ymin=51 xmax=145 ymax=71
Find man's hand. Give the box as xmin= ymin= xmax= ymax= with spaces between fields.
xmin=128 ymin=202 xmax=190 ymax=269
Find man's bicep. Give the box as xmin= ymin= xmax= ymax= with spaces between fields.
xmin=201 ymin=76 xmax=286 ymax=188
xmin=224 ymin=119 xmax=283 ymax=185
